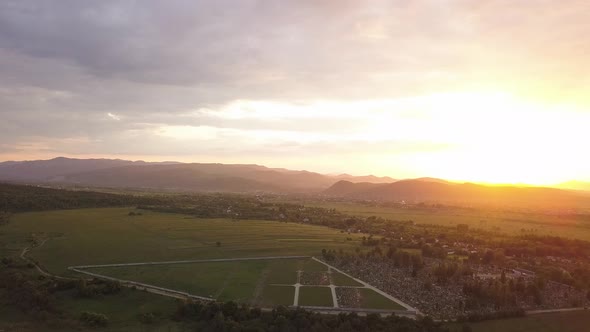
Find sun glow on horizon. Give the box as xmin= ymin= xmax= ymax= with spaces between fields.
xmin=148 ymin=91 xmax=589 ymax=186
xmin=2 ymin=91 xmax=587 ymax=187
xmin=367 ymin=91 xmax=589 ymax=186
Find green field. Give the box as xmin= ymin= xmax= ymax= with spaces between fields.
xmin=84 ymin=257 xmax=401 ymax=310
xmin=261 ymin=285 xmax=295 ymax=307
xmin=0 ymin=207 xmax=410 ymax=313
xmin=57 ymin=288 xmax=182 ymax=331
xmin=298 ymin=286 xmax=334 ymax=307
xmin=356 ymin=288 xmax=405 ymax=310
xmin=88 ymin=258 xmax=321 ymax=306
xmin=9 ymin=204 xmax=586 ymax=330
xmin=296 ymin=201 xmax=590 ymax=241
xmin=449 ymin=310 xmax=590 ymax=332
xmin=331 ymin=270 xmax=363 ymax=286
xmin=0 ymin=207 xmax=365 ymax=275
xmin=0 ymin=287 xmax=186 ymax=332
xmin=92 ymin=260 xmax=269 ymax=303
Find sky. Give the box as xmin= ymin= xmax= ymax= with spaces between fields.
xmin=0 ymin=0 xmax=589 ymax=185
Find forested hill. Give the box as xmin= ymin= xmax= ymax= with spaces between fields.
xmin=0 ymin=157 xmax=394 ymax=193
xmin=324 ymin=179 xmax=590 ymax=208
xmin=0 ymin=183 xmax=155 ymax=212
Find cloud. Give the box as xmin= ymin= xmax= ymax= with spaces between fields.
xmin=0 ymin=0 xmax=589 ymax=181
xmin=107 ymin=112 xmax=121 ymax=121
xmin=1 ymin=0 xmax=586 ymax=99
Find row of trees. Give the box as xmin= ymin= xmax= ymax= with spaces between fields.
xmin=463 ymin=277 xmax=543 ymax=309
xmin=76 ymin=278 xmax=121 ymax=298
xmin=0 ymin=262 xmax=59 ymax=322
xmin=0 ymin=258 xmax=125 ymax=327
xmin=322 ymin=247 xmax=424 ymax=271
xmin=456 ymin=308 xmax=525 ymax=323
xmin=0 ymin=183 xmax=160 ymax=212
xmin=174 ymin=300 xmax=449 ymax=332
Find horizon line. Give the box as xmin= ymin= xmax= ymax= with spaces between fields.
xmin=1 ymin=155 xmax=588 ymax=189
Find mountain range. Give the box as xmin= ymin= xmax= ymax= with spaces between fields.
xmin=0 ymin=157 xmax=587 ymax=208
xmin=0 ymin=157 xmax=393 ymax=193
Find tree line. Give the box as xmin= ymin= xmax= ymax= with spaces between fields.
xmin=0 ymin=183 xmax=160 ymax=212
xmin=173 ymin=300 xmax=449 ymax=332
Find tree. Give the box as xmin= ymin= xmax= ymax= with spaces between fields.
xmin=457 ymin=224 xmax=469 ymax=232
xmin=482 ymin=250 xmax=495 ymax=264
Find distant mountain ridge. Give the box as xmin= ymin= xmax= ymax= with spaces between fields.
xmin=1 ymin=157 xmax=588 ymax=206
xmin=332 ymin=173 xmax=396 ymax=184
xmin=323 ymin=179 xmax=587 ymax=208
xmin=0 ymin=157 xmax=392 ymax=193
xmin=0 ymin=157 xmax=156 ymax=181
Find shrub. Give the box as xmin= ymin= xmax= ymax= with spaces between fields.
xmin=138 ymin=312 xmax=161 ymax=324
xmin=80 ymin=311 xmax=109 ymax=327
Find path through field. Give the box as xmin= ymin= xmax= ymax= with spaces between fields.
xmin=293 ymin=270 xmax=302 ymax=306
xmin=251 ymin=268 xmax=270 ymax=305
xmin=327 ymin=269 xmax=339 ymax=308
xmin=20 ymin=238 xmax=76 ymax=281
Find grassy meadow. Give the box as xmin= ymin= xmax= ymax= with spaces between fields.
xmin=0 ymin=207 xmax=365 ymax=275
xmin=90 ymin=258 xmax=311 ymax=306
xmin=0 ymin=287 xmax=186 ymax=332
xmin=296 ymin=201 xmax=590 ymax=241
xmin=298 ymin=286 xmax=334 ymax=307
xmin=331 ymin=271 xmax=363 ymax=287
xmin=87 ymin=257 xmax=397 ymax=310
xmin=0 ymin=207 xmax=407 ymax=314
xmin=356 ymin=288 xmax=406 ymax=310
xmin=4 ymin=205 xmax=588 ymax=330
